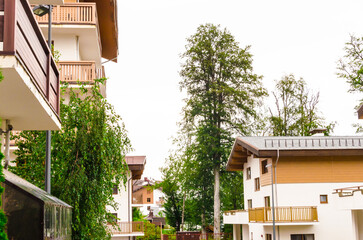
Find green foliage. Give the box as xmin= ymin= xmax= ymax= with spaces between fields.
xmin=269 ymin=74 xmax=334 ymax=136
xmin=51 ymin=44 xmax=61 ymax=64
xmin=0 ymin=144 xmax=8 ymax=240
xmin=159 ymin=156 xmax=183 ymax=231
xmin=133 ymin=207 xmax=146 ymax=222
xmin=138 ymin=222 xmax=161 ymax=240
xmin=220 ymin=171 xmax=243 ymax=211
xmin=161 ymin=23 xmax=266 ymax=232
xmin=337 ymin=35 xmax=363 ymax=93
xmin=10 ymin=80 xmax=131 ymax=240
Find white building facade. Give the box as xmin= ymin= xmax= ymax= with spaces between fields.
xmin=223 ymin=136 xmax=363 ymax=240
xmin=107 ymin=156 xmax=146 ymax=240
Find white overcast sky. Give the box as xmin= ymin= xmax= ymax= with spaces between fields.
xmin=105 ymin=0 xmax=363 ymax=179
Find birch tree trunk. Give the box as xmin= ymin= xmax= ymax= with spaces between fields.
xmin=214 ymin=164 xmax=220 ymax=236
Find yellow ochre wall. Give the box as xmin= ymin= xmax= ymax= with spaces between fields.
xmin=260 ymin=155 xmax=363 ymax=186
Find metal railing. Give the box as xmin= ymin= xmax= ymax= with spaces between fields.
xmin=333 ymin=185 xmax=363 ymax=197
xmin=108 ymin=221 xmax=144 ymax=235
xmin=58 ymin=61 xmax=104 ymax=83
xmin=248 ymin=206 xmax=318 ymax=223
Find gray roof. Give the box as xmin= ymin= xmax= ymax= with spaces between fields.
xmin=4 ymin=170 xmax=72 ymax=208
xmin=237 ymin=136 xmax=363 ymax=151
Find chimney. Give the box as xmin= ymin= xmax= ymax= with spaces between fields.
xmin=309 ymin=128 xmax=327 ymax=137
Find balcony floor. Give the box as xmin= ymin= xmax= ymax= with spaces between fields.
xmin=0 ymin=56 xmax=61 ymax=130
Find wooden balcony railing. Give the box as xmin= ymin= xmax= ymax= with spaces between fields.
xmin=0 ymin=0 xmax=60 ymax=115
xmin=248 ymin=206 xmax=318 ymax=223
xmin=33 ymin=3 xmax=102 ymax=53
xmin=58 ymin=61 xmax=105 ymax=83
xmin=33 ymin=3 xmax=97 ymax=25
xmin=108 ymin=221 xmax=144 ymax=235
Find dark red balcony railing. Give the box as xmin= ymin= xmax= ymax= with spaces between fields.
xmin=0 ymin=0 xmax=60 ymax=115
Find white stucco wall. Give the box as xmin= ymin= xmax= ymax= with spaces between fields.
xmin=53 ymin=34 xmax=80 ymax=61
xmin=106 ymin=172 xmax=133 ymax=223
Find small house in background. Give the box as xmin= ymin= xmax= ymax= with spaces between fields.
xmin=132 ymin=177 xmax=165 ymax=216
xmin=146 ymin=211 xmax=166 ymax=227
xmin=358 ymin=104 xmax=363 ymax=119
xmin=2 ymin=170 xmax=72 ymax=240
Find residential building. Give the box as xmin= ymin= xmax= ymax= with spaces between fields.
xmin=223 ymin=136 xmax=363 ymax=240
xmin=107 ymin=156 xmax=146 ymax=240
xmin=358 ymin=104 xmax=363 ymax=119
xmin=0 ymin=0 xmax=63 ymax=132
xmin=132 ymin=177 xmax=165 ymax=216
xmin=32 ymin=0 xmax=118 ymax=98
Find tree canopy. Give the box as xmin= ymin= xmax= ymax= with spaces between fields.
xmin=10 ymin=80 xmax=131 ymax=240
xmin=268 ymin=74 xmax=334 ymax=136
xmin=161 ymin=23 xmax=266 ymax=233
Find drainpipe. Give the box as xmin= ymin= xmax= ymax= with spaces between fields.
xmin=274 ymin=149 xmax=280 ymax=240
xmin=127 ymin=175 xmax=132 ymax=240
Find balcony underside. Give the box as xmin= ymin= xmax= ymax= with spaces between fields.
xmin=0 ymin=57 xmax=61 ymax=130
xmin=38 ymin=25 xmax=102 ymax=66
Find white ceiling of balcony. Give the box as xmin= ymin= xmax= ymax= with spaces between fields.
xmin=0 ymin=57 xmax=61 ymax=131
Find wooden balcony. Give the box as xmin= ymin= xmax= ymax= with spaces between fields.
xmin=107 ymin=221 xmax=144 ymax=235
xmin=33 ymin=3 xmax=102 ymax=55
xmin=58 ymin=61 xmax=104 ymax=84
xmin=0 ymin=0 xmax=61 ymax=130
xmin=248 ymin=206 xmax=318 ymax=223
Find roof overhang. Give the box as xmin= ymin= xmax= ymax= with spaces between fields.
xmin=226 ymin=137 xmax=363 ymax=172
xmin=126 ymin=156 xmax=146 ymax=180
xmin=83 ymin=0 xmax=118 ymax=62
xmin=358 ymin=104 xmax=363 ymax=119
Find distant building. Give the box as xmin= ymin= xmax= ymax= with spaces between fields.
xmin=132 ymin=177 xmax=165 ymax=216
xmin=223 ymin=136 xmax=363 ymax=240
xmin=107 ymin=156 xmax=146 ymax=240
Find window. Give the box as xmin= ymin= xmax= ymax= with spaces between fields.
xmin=266 ymin=234 xmax=272 ymax=240
xmin=251 ymin=232 xmax=253 ymax=240
xmin=111 ymin=213 xmax=117 ymax=222
xmin=261 ymin=160 xmax=268 ymax=174
xmin=320 ymin=195 xmax=328 ymax=204
xmin=246 ymin=167 xmax=251 ymax=180
xmin=113 ymin=185 xmax=118 ymax=195
xmin=291 ymin=234 xmax=314 ymax=240
xmin=264 ymin=196 xmax=270 ymax=207
xmin=254 ymin=178 xmax=260 ymax=191
xmin=147 ymin=198 xmax=151 ymax=202
xmin=247 ymin=199 xmax=252 ymax=209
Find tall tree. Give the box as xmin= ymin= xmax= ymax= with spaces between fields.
xmin=269 ymin=74 xmax=334 ymax=136
xmin=10 ymin=80 xmax=131 ymax=240
xmin=179 ymin=23 xmax=266 ymax=234
xmin=337 ymin=35 xmax=363 ymax=93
